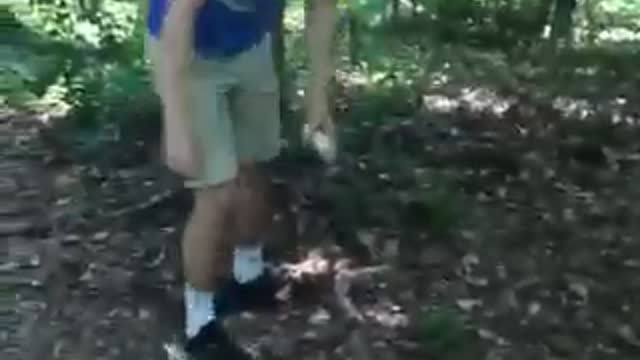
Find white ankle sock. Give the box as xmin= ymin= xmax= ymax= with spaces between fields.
xmin=184 ymin=283 xmax=216 ymax=338
xmin=233 ymin=244 xmax=265 ymax=284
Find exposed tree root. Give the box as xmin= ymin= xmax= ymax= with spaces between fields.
xmin=105 ymin=188 xmax=180 ymax=218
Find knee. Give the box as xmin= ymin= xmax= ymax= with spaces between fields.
xmin=193 ymin=181 xmax=236 ymax=215
xmin=237 ymin=162 xmax=269 ymax=192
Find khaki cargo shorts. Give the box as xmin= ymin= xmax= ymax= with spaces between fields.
xmin=145 ymin=34 xmax=281 ymax=187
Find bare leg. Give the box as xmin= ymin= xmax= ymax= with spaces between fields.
xmin=180 ymin=181 xmax=266 ymax=360
xmin=213 ymin=162 xmax=280 ymax=314
xmin=182 ymin=183 xmax=235 ymax=290
xmin=233 ymin=162 xmax=273 ymax=246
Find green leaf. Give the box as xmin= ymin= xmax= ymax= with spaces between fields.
xmin=419 ymin=307 xmax=469 ymax=356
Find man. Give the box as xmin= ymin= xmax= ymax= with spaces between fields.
xmin=146 ymin=0 xmax=339 ymax=357
xmin=146 ymin=0 xmax=285 ymax=358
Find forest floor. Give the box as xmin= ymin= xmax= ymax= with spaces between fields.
xmin=4 ymin=58 xmax=640 ymax=360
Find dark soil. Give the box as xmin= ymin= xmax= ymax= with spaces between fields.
xmin=4 ymin=82 xmax=640 ymax=360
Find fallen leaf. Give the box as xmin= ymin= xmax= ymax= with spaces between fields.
xmin=309 ymin=307 xmax=331 ymax=325
xmin=617 ymin=325 xmax=640 ymax=347
xmin=528 ymin=302 xmax=541 ymax=316
xmin=357 ymin=230 xmax=378 ymax=259
xmin=456 ymin=298 xmax=482 ymax=312
xmin=623 ymin=259 xmax=640 ymax=268
xmin=138 ymin=308 xmax=151 ymax=320
xmin=53 ymin=340 xmax=66 ymax=358
xmin=462 ymin=253 xmax=480 ymax=269
xmin=370 ymin=310 xmax=408 ymax=328
xmin=56 ymin=197 xmax=71 ymax=206
xmin=496 ymin=264 xmax=508 ymax=280
xmin=92 ymin=231 xmax=110 ymax=242
xmin=62 ymin=234 xmax=81 ymax=245
xmin=0 ymin=261 xmax=18 ymax=272
xmin=302 ymin=330 xmax=319 ymax=340
xmin=381 ymin=239 xmax=399 ymax=262
xmin=568 ymin=281 xmax=589 ymax=301
xmin=465 ymin=275 xmax=489 ymax=287
xmin=0 ymin=217 xmax=35 ymax=236
xmin=477 ymin=328 xmax=508 ymax=345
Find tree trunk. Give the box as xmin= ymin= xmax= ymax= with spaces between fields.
xmin=391 ymin=0 xmax=400 ymax=23
xmin=272 ymin=0 xmax=286 ymax=83
xmin=347 ymin=9 xmax=360 ymax=66
xmin=272 ymin=0 xmax=297 ymax=146
xmin=536 ymin=0 xmax=555 ymax=36
xmin=550 ymin=0 xmax=577 ymax=48
xmin=411 ymin=0 xmax=419 ymax=18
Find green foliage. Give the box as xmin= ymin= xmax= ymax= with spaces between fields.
xmin=63 ymin=60 xmax=149 ymax=126
xmin=49 ymin=56 xmax=160 ymax=165
xmin=345 ymin=0 xmax=386 ymax=25
xmin=1 ymin=7 xmax=57 ymax=104
xmin=3 ymin=0 xmax=154 ymax=161
xmin=5 ymin=0 xmax=143 ymax=93
xmin=14 ymin=0 xmax=137 ymax=47
xmin=419 ymin=306 xmax=475 ymax=359
xmin=0 ymin=68 xmax=38 ymax=106
xmin=348 ymin=85 xmax=417 ymax=121
xmin=423 ymin=181 xmax=462 ymax=236
xmin=593 ymin=0 xmax=640 ymax=29
xmin=4 ymin=0 xmax=640 ymax=165
xmin=0 ymin=40 xmax=56 ymax=106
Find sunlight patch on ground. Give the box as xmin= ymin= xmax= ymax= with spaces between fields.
xmin=552 ymin=96 xmax=593 ymax=120
xmin=421 ymin=87 xmax=514 ymax=117
xmin=597 ymin=28 xmax=640 ymax=42
xmin=551 ymin=95 xmax=640 ymax=125
xmin=366 ymin=305 xmax=409 ymax=329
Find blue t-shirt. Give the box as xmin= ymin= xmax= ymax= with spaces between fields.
xmin=147 ymin=0 xmax=281 ymax=58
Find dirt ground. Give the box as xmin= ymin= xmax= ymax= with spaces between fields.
xmin=3 ymin=87 xmax=640 ymax=360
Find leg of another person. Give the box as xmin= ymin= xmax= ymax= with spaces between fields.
xmin=222 ymin=34 xmax=283 ymax=311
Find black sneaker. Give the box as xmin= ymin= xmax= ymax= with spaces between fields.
xmin=215 ymin=271 xmax=281 ymax=317
xmin=182 ymin=320 xmax=252 ymax=360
